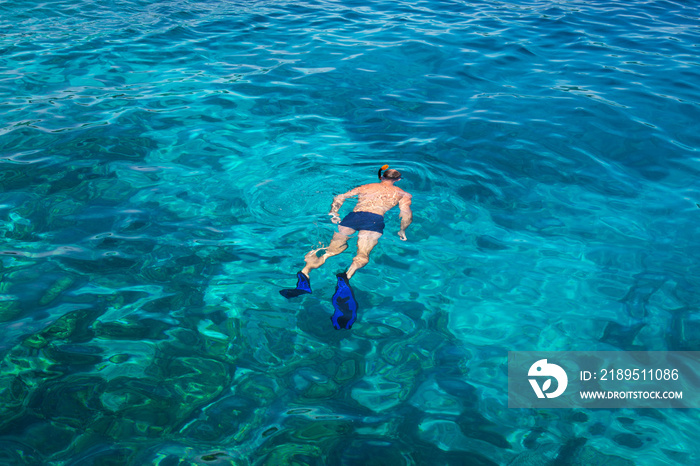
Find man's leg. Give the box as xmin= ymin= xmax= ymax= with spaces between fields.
xmin=331 ymin=229 xmax=379 ymax=328
xmin=280 ymin=226 xmax=355 ymax=299
xmin=346 ymin=230 xmax=381 ymax=279
xmin=301 ymin=226 xmax=354 ymax=277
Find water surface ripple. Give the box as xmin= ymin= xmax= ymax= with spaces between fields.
xmin=1 ymin=0 xmax=700 ymax=464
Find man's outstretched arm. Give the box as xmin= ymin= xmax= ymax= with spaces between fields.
xmin=398 ymin=193 xmax=413 ymax=241
xmin=329 ymin=188 xmax=359 ymax=224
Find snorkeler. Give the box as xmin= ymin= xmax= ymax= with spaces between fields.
xmin=280 ymin=165 xmax=413 ymax=329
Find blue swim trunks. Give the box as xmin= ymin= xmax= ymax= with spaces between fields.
xmin=339 ymin=211 xmax=385 ymax=233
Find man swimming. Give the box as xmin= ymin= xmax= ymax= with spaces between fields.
xmin=279 ymin=165 xmax=413 ymax=330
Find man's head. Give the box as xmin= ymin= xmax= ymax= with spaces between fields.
xmin=382 ymin=169 xmax=402 ymax=181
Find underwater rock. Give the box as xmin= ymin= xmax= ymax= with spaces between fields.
xmin=194 ymin=451 xmax=236 ymax=465
xmin=237 ymin=374 xmax=279 ymax=405
xmin=669 ymin=310 xmax=700 ymax=351
xmin=239 ymin=307 xmax=298 ymax=366
xmin=588 ymin=422 xmax=607 ymax=436
xmin=661 ymin=448 xmax=691 ymax=464
xmin=35 ymin=376 xmax=107 ymax=430
xmin=0 ymin=334 xmax=67 ymax=421
xmin=39 ymin=276 xmax=75 ymax=306
xmin=0 ymin=439 xmax=42 ymax=466
xmin=456 ymin=409 xmax=511 ymax=449
xmin=616 ymin=417 xmax=634 ymax=426
xmin=351 ymin=378 xmax=404 ymax=413
xmin=198 ymin=246 xmax=242 ymax=264
xmin=96 ymin=178 xmax=138 ymax=203
xmin=3 ymin=215 xmax=40 ymax=242
xmin=47 ymin=197 xmax=83 ymax=224
xmin=0 ymin=300 xmax=21 ymax=323
xmin=23 ymin=307 xmax=100 ymax=349
xmin=136 ymin=262 xmax=187 ymax=283
xmin=195 ymin=319 xmax=237 ymax=359
xmin=59 ymin=256 xmax=138 ymax=274
xmin=0 ymin=166 xmax=34 ymax=192
xmin=47 ymin=167 xmax=95 ymax=195
xmin=182 ymin=395 xmax=251 ymax=442
xmin=139 ymin=294 xmax=181 ymax=314
xmin=334 ymin=359 xmax=359 ymax=384
xmin=95 ymin=236 xmax=156 ymax=256
xmin=104 ymin=134 xmax=157 ymax=162
xmin=379 ymin=339 xmax=416 ymax=366
xmin=669 ymin=277 xmax=700 ymax=308
xmin=83 ymin=174 xmax=127 ymax=202
xmin=99 ymin=290 xmax=150 ymax=312
xmin=620 ymin=272 xmax=667 ymax=319
xmin=435 ymin=376 xmax=478 ymax=404
xmin=435 ymin=343 xmax=471 ymax=369
xmin=521 ymin=428 xmax=547 ymax=450
xmin=118 ymin=218 xmax=150 ymax=233
xmin=19 ymin=418 xmax=78 ymax=458
xmin=457 ymin=183 xmax=501 ymax=208
xmin=508 ymin=443 xmax=559 ymax=465
xmin=374 ymin=253 xmax=410 ymax=270
xmin=633 ymin=408 xmax=664 ymax=422
xmin=476 ymin=235 xmax=509 ymax=251
xmin=43 ymin=344 xmax=103 ymax=367
xmin=175 ymin=254 xmax=204 ymax=267
xmin=354 ymin=322 xmax=405 ymax=339
xmin=108 ymin=354 xmax=131 ymax=364
xmin=612 ymin=433 xmax=644 ymax=449
xmin=62 ymin=444 xmax=134 ymax=465
xmin=569 ymin=411 xmax=589 ymax=423
xmin=378 ymin=298 xmax=425 ymax=321
xmin=158 ymin=356 xmax=229 ymax=409
xmin=410 ymin=381 xmax=462 ymax=416
xmin=258 ymin=443 xmax=323 ymax=466
xmin=327 ymin=437 xmax=413 ymax=466
xmin=98 ymin=377 xmax=182 ymax=435
xmin=302 ymin=379 xmax=339 ymax=400
xmin=599 ymin=321 xmax=645 ymax=351
xmin=290 ymin=420 xmax=352 ymax=443
xmin=552 ymin=437 xmax=587 ymax=465
xmin=574 ymin=445 xmax=635 ymax=466
xmin=93 ymin=318 xmax=172 ymax=341
xmin=0 ymin=373 xmax=32 ymax=423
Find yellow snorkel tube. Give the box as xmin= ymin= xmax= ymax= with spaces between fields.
xmin=377 ymin=164 xmax=389 ymax=180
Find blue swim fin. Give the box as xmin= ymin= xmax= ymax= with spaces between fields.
xmin=279 ymin=272 xmax=312 ymax=299
xmin=330 ymin=273 xmax=357 ymax=330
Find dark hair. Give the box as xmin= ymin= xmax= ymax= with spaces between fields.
xmin=382 ymin=169 xmax=401 ymax=180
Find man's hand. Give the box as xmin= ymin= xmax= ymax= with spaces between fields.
xmin=398 ymin=230 xmax=407 ymax=241
xmin=330 ymin=213 xmax=341 ymax=224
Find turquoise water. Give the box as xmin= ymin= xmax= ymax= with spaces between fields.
xmin=2 ymin=0 xmax=700 ymax=463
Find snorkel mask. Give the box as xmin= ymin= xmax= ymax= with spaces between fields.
xmin=377 ymin=164 xmax=401 ymax=181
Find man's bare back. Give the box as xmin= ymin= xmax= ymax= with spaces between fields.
xmin=328 ymin=168 xmax=413 ymax=242
xmin=331 ymin=183 xmax=411 ymax=215
xmin=342 ymin=182 xmax=410 ymax=216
